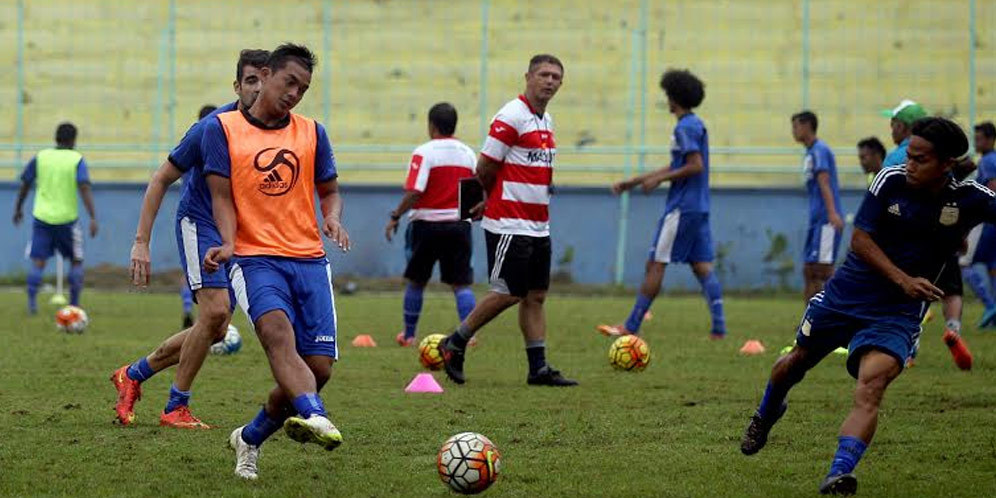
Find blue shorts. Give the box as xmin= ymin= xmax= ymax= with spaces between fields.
xmin=30 ymin=218 xmax=82 ymax=261
xmin=231 ymin=256 xmax=338 ymax=359
xmin=648 ymin=211 xmax=714 ymax=264
xmin=796 ymin=297 xmax=918 ymax=378
xmin=803 ymin=222 xmax=842 ymax=264
xmin=961 ymin=223 xmax=996 ymax=269
xmin=175 ymin=216 xmax=230 ymax=292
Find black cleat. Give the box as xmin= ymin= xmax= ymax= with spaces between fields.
xmin=527 ymin=365 xmax=578 ymax=386
xmin=182 ymin=313 xmax=194 ymax=329
xmin=819 ymin=473 xmax=857 ymax=495
xmin=740 ymin=402 xmax=787 ymax=455
xmin=438 ymin=336 xmax=466 ymax=385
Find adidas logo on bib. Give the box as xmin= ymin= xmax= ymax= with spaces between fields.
xmin=888 ymin=203 xmax=901 ymax=216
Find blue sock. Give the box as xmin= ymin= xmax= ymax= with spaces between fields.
xmin=27 ymin=265 xmax=43 ymax=314
xmin=68 ymin=264 xmax=84 ymax=306
xmin=164 ymin=383 xmax=191 ymax=413
xmin=697 ymin=271 xmax=726 ymax=335
xmin=180 ymin=286 xmax=194 ymax=314
xmin=756 ymin=381 xmax=786 ymax=420
xmin=241 ymin=407 xmax=288 ymax=447
xmin=126 ymin=357 xmax=156 ymax=383
xmin=403 ymin=284 xmax=424 ymax=339
xmin=624 ymin=293 xmax=654 ymax=333
xmin=291 ymin=393 xmax=327 ymax=418
xmin=454 ymin=287 xmax=476 ymax=322
xmin=525 ymin=340 xmax=546 ymax=375
xmin=963 ymin=267 xmax=995 ymax=309
xmin=828 ymin=436 xmax=867 ymax=476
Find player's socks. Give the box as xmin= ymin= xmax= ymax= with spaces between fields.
xmin=525 ymin=340 xmax=546 ymax=375
xmin=827 ymin=436 xmax=867 ymax=477
xmin=454 ymin=287 xmax=476 ymax=321
xmin=962 ymin=267 xmax=996 ymax=309
xmin=26 ymin=265 xmax=42 ymax=314
xmin=164 ymin=384 xmax=191 ymax=414
xmin=756 ymin=381 xmax=787 ymax=420
xmin=241 ymin=408 xmax=287 ymax=447
xmin=624 ymin=293 xmax=654 ymax=333
xmin=946 ymin=319 xmax=962 ymax=334
xmin=291 ymin=393 xmax=327 ymax=418
xmin=448 ymin=323 xmax=474 ymax=351
xmin=68 ymin=264 xmax=84 ymax=306
xmin=180 ymin=286 xmax=194 ymax=315
xmin=697 ymin=271 xmax=726 ymax=335
xmin=403 ymin=284 xmax=424 ymax=339
xmin=126 ymin=357 xmax=156 ymax=383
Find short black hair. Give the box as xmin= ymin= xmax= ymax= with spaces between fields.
xmin=857 ymin=136 xmax=886 ymax=158
xmin=55 ymin=122 xmax=77 ymax=145
xmin=791 ymin=110 xmax=819 ymax=133
xmin=659 ymin=69 xmax=705 ymax=110
xmin=236 ymin=49 xmax=270 ymax=82
xmin=268 ymin=43 xmax=316 ymax=74
xmin=198 ymin=105 xmax=217 ymax=120
xmin=428 ymin=102 xmax=458 ymax=136
xmin=975 ymin=121 xmax=996 ymax=139
xmin=912 ymin=117 xmax=970 ymax=162
xmin=528 ymin=54 xmax=563 ymax=73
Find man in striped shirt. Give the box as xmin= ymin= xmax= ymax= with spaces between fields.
xmin=438 ymin=54 xmax=577 ymax=387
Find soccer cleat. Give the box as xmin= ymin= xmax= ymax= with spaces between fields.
xmin=943 ymin=329 xmax=973 ymax=371
xmin=110 ymin=365 xmax=142 ymax=425
xmin=977 ymin=307 xmax=996 ymax=329
xmin=819 ymin=473 xmax=857 ymax=495
xmin=596 ymin=324 xmax=632 ymax=337
xmin=160 ymin=406 xmax=212 ymax=429
xmin=710 ymin=332 xmax=726 ymax=341
xmin=438 ymin=336 xmax=466 ymax=384
xmin=740 ymin=402 xmax=787 ymax=455
xmin=283 ymin=415 xmax=343 ymax=451
xmin=395 ymin=332 xmax=416 ymax=347
xmin=229 ymin=426 xmax=260 ymax=480
xmin=527 ymin=365 xmax=579 ymax=386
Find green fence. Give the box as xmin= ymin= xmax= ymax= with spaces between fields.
xmin=1 ymin=0 xmax=993 ymax=186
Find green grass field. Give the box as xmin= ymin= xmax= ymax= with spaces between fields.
xmin=2 ymin=290 xmax=996 ymax=497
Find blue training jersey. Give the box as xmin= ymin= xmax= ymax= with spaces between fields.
xmin=803 ymin=139 xmax=842 ymax=225
xmin=822 ymin=169 xmax=996 ymax=321
xmin=976 ymin=151 xmax=996 ymax=187
xmin=170 ymin=101 xmax=239 ymax=224
xmin=665 ymin=113 xmax=710 ymax=214
xmin=882 ymin=137 xmax=910 ymax=168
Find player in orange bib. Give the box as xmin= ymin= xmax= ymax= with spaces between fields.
xmin=201 ymin=44 xmax=350 ymax=481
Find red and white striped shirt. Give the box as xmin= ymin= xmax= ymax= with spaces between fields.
xmin=404 ymin=137 xmax=477 ymax=222
xmin=480 ymin=95 xmax=556 ymax=237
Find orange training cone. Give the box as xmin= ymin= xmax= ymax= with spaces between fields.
xmin=351 ymin=334 xmax=378 ymax=347
xmin=405 ymin=373 xmax=444 ymax=393
xmin=739 ymin=340 xmax=766 ymax=355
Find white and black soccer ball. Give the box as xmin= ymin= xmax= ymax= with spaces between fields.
xmin=437 ymin=432 xmax=502 ymax=494
xmin=210 ymin=324 xmax=242 ymax=355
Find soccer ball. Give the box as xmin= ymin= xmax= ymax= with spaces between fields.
xmin=418 ymin=333 xmax=447 ymax=370
xmin=55 ymin=305 xmax=88 ymax=334
xmin=609 ymin=334 xmax=650 ymax=371
xmin=437 ymin=432 xmax=501 ymax=494
xmin=210 ymin=325 xmax=242 ymax=355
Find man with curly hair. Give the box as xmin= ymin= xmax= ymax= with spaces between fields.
xmin=597 ymin=68 xmax=727 ymax=339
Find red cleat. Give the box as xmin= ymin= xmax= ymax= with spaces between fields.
xmin=160 ymin=405 xmax=211 ymax=429
xmin=110 ymin=365 xmax=141 ymax=425
xmin=943 ymin=329 xmax=973 ymax=371
xmin=395 ymin=332 xmax=416 ymax=347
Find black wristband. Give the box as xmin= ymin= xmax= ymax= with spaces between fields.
xmin=390 ymin=212 xmax=401 ymax=221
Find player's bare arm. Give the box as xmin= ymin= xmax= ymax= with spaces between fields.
xmin=816 ymin=171 xmax=843 ymax=230
xmin=12 ymin=180 xmax=31 ymax=225
xmin=130 ymin=159 xmax=185 ymax=286
xmin=471 ymin=154 xmax=502 ymax=217
xmin=851 ymin=227 xmax=942 ymax=301
xmin=612 ymin=152 xmax=704 ymax=194
xmin=318 ymin=178 xmax=350 ymax=251
xmin=386 ymin=190 xmax=421 ymax=242
xmin=203 ymin=174 xmax=236 ymax=272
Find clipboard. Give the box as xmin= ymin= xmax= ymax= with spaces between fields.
xmin=458 ymin=177 xmax=485 ymax=220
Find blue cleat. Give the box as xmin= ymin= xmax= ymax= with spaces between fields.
xmin=977 ymin=307 xmax=996 ymax=329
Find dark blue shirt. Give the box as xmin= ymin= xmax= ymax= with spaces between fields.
xmin=803 ymin=139 xmax=842 ymax=225
xmin=170 ymin=101 xmax=239 ymax=225
xmin=665 ymin=113 xmax=710 ymax=214
xmin=976 ymin=150 xmax=996 ymax=187
xmin=822 ymin=169 xmax=996 ymax=320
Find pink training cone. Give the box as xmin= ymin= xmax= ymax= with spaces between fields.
xmin=405 ymin=373 xmax=444 ymax=393
xmin=739 ymin=340 xmax=766 ymax=355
